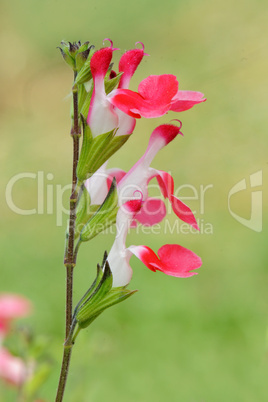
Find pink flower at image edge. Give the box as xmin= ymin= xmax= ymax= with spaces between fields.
xmin=0 ymin=294 xmax=32 ymax=337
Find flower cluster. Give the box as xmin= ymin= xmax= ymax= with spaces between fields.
xmin=59 ymin=39 xmax=206 ymax=331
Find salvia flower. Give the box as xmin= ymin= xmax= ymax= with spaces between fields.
xmin=83 ymin=122 xmax=198 ymax=232
xmin=107 ymin=199 xmax=201 ymax=287
xmin=82 ymin=122 xmax=202 ymax=287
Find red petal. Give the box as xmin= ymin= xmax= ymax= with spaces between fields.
xmin=135 ymin=198 xmax=166 ymax=226
xmin=171 ymin=90 xmax=206 ymax=112
xmin=156 ymin=171 xmax=175 ymax=199
xmin=129 ymin=245 xmax=159 ymax=272
xmin=156 ymin=171 xmax=198 ymax=230
xmin=156 ymin=244 xmax=202 ymax=276
xmin=170 ymin=195 xmax=199 ymax=230
xmin=122 ymin=199 xmax=142 ymax=214
xmin=118 ymin=48 xmax=145 ymax=89
xmin=148 ymin=123 xmax=182 ymax=148
xmin=90 ymin=47 xmax=113 ymax=79
xmin=110 ymin=89 xmax=171 ymax=118
xmin=130 ymin=244 xmax=202 ymax=277
xmin=138 ymin=74 xmax=178 ymax=103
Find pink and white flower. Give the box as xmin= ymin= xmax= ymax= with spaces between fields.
xmin=85 ymin=123 xmax=203 ymax=287
xmin=85 ymin=122 xmax=198 ymax=230
xmin=117 ymin=122 xmax=199 ymax=230
xmin=87 ymin=40 xmax=146 ymax=137
xmin=107 ymin=199 xmax=201 ymax=287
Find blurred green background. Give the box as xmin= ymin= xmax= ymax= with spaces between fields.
xmin=1 ymin=0 xmax=268 ymax=400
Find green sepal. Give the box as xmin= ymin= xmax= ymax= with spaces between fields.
xmin=105 ymin=72 xmax=123 ymax=94
xmin=75 ymin=186 xmax=101 ymax=238
xmin=77 ymin=119 xmax=115 ymax=181
xmin=79 ymin=41 xmax=91 ymax=53
xmin=77 ymin=116 xmax=131 ymax=183
xmin=75 ymin=261 xmax=137 ymax=329
xmin=76 ymin=51 xmax=89 ymax=71
xmin=75 ymin=185 xmax=91 ymax=236
xmin=99 ymin=133 xmax=130 ymax=164
xmin=80 ymin=178 xmax=118 ymax=242
xmin=76 ymin=118 xmax=93 ymax=181
xmin=75 ymin=62 xmax=93 ymax=85
xmin=80 ymin=83 xmax=93 ymax=119
xmin=74 ymin=262 xmax=105 ymax=317
xmin=76 ymin=204 xmax=99 ymax=238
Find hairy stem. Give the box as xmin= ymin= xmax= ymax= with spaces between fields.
xmin=55 ymin=73 xmax=81 ymax=402
xmin=55 ymin=346 xmax=73 ymax=402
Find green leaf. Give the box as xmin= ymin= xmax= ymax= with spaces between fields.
xmin=77 ymin=84 xmax=88 ymax=117
xmin=75 ymin=186 xmax=91 ymax=237
xmin=75 ymin=63 xmax=93 ymax=85
xmin=76 ymin=119 xmax=93 ymax=181
xmin=80 ymin=178 xmax=118 ymax=242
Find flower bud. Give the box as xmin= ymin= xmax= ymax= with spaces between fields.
xmin=58 ymin=41 xmax=93 ymax=72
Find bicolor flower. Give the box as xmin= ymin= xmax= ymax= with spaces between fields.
xmin=117 ymin=122 xmax=199 ymax=229
xmin=87 ymin=40 xmax=146 ymax=137
xmin=84 ymin=122 xmax=198 ymax=230
xmin=86 ymin=40 xmax=118 ymax=137
xmin=107 ymin=199 xmax=202 ymax=287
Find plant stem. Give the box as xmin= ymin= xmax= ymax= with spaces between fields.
xmin=55 ymin=74 xmax=80 ymax=402
xmin=55 ymin=346 xmax=73 ymax=402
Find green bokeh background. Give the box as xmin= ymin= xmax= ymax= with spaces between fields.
xmin=1 ymin=0 xmax=268 ymax=400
